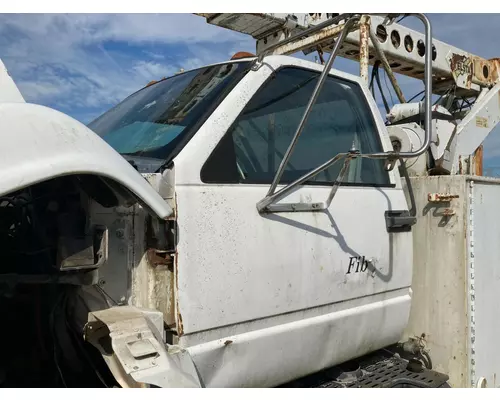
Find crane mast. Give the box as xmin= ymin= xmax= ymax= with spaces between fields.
xmin=197 ymin=13 xmax=499 ymax=94
xmin=196 ymin=13 xmax=500 ymax=176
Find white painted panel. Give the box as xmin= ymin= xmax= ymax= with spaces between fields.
xmin=176 ymin=184 xmax=412 ymax=334
xmin=471 ymin=180 xmax=500 ymax=388
xmin=185 ymin=290 xmax=410 ymax=388
xmin=403 ymin=175 xmax=469 ymax=388
xmin=171 ymin=54 xmax=413 ymax=388
xmin=0 ymin=103 xmax=172 ymax=219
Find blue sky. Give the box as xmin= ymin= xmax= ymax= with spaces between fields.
xmin=2 ymin=13 xmax=500 ymax=175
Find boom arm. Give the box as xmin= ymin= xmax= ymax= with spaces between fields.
xmin=197 ymin=13 xmax=499 ymax=95
xmin=196 ymin=13 xmax=500 ymax=175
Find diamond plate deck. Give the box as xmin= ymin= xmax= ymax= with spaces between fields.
xmin=281 ymin=350 xmax=450 ymax=388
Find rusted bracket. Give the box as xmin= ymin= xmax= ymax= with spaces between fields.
xmin=147 ymin=249 xmax=174 ymax=269
xmin=428 ymin=193 xmax=459 ymax=203
xmin=428 ymin=193 xmax=459 ymax=217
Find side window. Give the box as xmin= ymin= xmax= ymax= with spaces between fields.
xmin=201 ymin=67 xmax=391 ymax=186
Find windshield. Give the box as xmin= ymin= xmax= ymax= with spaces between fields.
xmin=88 ymin=61 xmax=251 ymax=169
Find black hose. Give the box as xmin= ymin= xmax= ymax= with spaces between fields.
xmin=407 ymin=90 xmax=425 ymax=103
xmin=369 ymin=64 xmax=376 ymax=92
xmin=421 ymin=350 xmax=433 ymax=370
xmin=375 ymin=66 xmax=390 ymax=114
xmin=369 ymin=62 xmax=390 ymax=114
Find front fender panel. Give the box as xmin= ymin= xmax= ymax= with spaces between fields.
xmin=0 ymin=103 xmax=172 ymax=219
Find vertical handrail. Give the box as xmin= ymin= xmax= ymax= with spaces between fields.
xmin=266 ymin=16 xmax=360 ymax=197
xmin=416 ymin=13 xmax=433 ymax=159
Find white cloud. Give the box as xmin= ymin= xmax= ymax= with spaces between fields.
xmin=0 ymin=14 xmax=244 ymax=47
xmin=85 ymin=14 xmax=244 ymax=43
xmin=143 ymin=51 xmax=166 ymax=60
xmin=0 ymin=13 xmax=254 ymax=121
xmin=132 ymin=61 xmax=177 ymax=81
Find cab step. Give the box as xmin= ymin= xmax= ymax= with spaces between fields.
xmin=281 ymin=349 xmax=450 ymax=388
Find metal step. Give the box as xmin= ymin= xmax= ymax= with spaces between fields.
xmin=280 ymin=349 xmax=450 ymax=388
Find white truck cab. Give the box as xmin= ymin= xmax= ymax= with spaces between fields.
xmin=85 ymin=55 xmax=414 ymax=387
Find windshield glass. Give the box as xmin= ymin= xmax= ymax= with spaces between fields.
xmin=88 ymin=61 xmax=250 ymax=167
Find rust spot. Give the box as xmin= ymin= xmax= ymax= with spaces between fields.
xmin=449 ymin=55 xmax=500 ymax=87
xmin=230 ymin=51 xmax=255 ymax=60
xmin=450 ymin=54 xmax=467 ymax=71
xmin=489 ymin=58 xmax=500 ymax=82
xmin=224 ymin=340 xmax=233 ymax=346
xmin=470 ymin=56 xmax=499 ymax=86
xmin=144 ymin=77 xmax=166 ymax=88
xmin=359 ymin=16 xmax=370 ymax=83
xmin=474 ymin=145 xmax=483 ymax=176
xmin=277 ymin=21 xmax=359 ymax=57
xmin=146 ymin=249 xmax=173 ymax=268
xmin=177 ymin=310 xmax=184 ymax=336
xmin=450 ymin=53 xmax=472 ymax=89
xmin=428 ymin=193 xmax=459 ymax=202
xmin=442 ymin=208 xmax=456 ymax=216
xmin=174 ymin=245 xmax=183 ymax=336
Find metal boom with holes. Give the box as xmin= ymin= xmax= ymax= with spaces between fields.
xmin=197 ymin=13 xmax=500 ymax=96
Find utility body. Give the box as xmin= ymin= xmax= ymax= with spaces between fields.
xmin=0 ymin=13 xmax=499 ymax=388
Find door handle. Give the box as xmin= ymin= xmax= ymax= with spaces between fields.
xmin=385 ymin=210 xmax=416 ymax=232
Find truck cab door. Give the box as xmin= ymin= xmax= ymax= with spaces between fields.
xmin=172 ymin=56 xmax=413 ymax=388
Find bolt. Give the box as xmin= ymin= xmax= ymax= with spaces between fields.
xmin=99 ymin=279 xmax=106 ymax=286
xmin=116 ymin=229 xmax=124 ymax=239
xmin=133 ymin=366 xmax=139 ymax=370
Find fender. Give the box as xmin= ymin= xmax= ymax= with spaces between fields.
xmin=0 ymin=59 xmax=25 ymax=103
xmin=0 ymin=102 xmax=172 ymax=219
